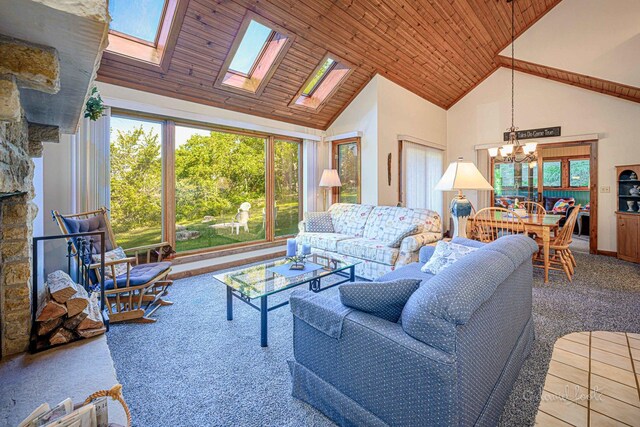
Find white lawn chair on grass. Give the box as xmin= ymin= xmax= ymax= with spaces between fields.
xmin=210 ymin=202 xmax=251 ymax=235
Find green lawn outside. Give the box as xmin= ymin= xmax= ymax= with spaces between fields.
xmin=113 ymin=198 xmax=300 ymax=252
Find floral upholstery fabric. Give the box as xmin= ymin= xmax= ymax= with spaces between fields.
xmin=92 ymin=247 xmax=128 ymax=279
xmin=295 ymin=233 xmax=354 ymax=252
xmin=311 ymin=248 xmax=396 ymax=279
xmin=421 ymin=241 xmax=478 ymax=275
xmin=337 ymin=238 xmax=399 ymax=266
xmin=398 ymin=231 xmax=441 ymax=253
xmin=304 ymin=212 xmax=335 ymax=233
xmin=363 ymin=206 xmax=441 ymax=243
xmin=328 ymin=203 xmax=374 ymax=237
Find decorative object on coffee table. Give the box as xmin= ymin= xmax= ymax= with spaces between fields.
xmin=435 ymin=157 xmax=493 ymax=238
xmin=319 ymin=169 xmax=341 ymax=211
xmin=214 ymin=254 xmax=359 ymax=347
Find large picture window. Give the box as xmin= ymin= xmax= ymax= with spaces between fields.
xmin=109 ymin=116 xmax=163 ymax=248
xmin=109 ymin=112 xmax=302 ymax=254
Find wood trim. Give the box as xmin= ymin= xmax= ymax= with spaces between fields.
xmin=589 ymin=141 xmax=598 ymax=254
xmin=596 ymin=250 xmax=616 ymax=258
xmin=164 ymin=120 xmax=176 ymax=249
xmin=331 ymin=137 xmax=361 ymax=204
xmin=266 ymin=135 xmax=275 ymax=241
xmin=169 ymin=251 xmax=286 ymax=280
xmin=496 ymin=55 xmax=640 ymax=105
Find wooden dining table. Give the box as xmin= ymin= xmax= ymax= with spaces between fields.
xmin=471 ymin=212 xmax=563 ymax=283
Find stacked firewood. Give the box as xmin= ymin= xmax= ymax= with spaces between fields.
xmin=34 ymin=271 xmax=105 ymax=349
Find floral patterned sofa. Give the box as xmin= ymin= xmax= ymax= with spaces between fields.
xmin=296 ymin=203 xmax=442 ymax=280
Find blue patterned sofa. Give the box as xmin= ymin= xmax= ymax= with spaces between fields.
xmin=297 ymin=203 xmax=442 ymax=280
xmin=289 ymin=235 xmax=538 ymax=426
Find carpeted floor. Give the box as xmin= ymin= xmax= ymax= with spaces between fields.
xmin=106 ymin=252 xmax=640 ymax=426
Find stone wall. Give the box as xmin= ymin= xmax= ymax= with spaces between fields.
xmin=0 ymin=112 xmax=39 ymax=356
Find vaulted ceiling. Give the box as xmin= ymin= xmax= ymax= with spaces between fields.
xmin=97 ymin=0 xmax=563 ymax=130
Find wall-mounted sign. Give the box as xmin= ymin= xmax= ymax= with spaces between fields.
xmin=503 ymin=126 xmax=561 ymax=141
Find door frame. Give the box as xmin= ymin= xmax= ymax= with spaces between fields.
xmin=488 ymin=139 xmax=598 ymax=254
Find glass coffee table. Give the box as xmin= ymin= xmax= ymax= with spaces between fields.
xmin=214 ymin=254 xmax=359 ymax=347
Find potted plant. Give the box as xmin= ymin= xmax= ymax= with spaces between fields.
xmin=84 ymin=87 xmax=106 ymax=121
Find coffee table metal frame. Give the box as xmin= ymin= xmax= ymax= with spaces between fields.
xmin=220 ymin=260 xmax=357 ymax=347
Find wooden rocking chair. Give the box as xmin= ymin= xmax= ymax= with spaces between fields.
xmin=53 ymin=207 xmax=173 ymax=323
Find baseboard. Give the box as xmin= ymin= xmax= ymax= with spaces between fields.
xmin=169 ymin=250 xmax=286 ymax=280
xmin=596 ymin=250 xmax=617 ymax=257
xmin=171 ymin=241 xmax=286 ymax=266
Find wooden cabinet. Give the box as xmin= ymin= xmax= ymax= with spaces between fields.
xmin=617 ymin=213 xmax=639 ymax=262
xmin=616 ymin=165 xmax=640 ymax=263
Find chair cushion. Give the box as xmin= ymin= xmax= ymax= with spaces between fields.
xmin=61 ymin=214 xmax=114 ymax=253
xmin=92 ymin=247 xmax=127 ymax=279
xmin=336 ymin=238 xmax=399 ymax=265
xmin=339 ymin=279 xmax=422 ymax=322
xmin=328 ymin=203 xmax=375 ymax=237
xmin=421 ymin=241 xmax=478 ymax=275
xmin=304 ymin=212 xmax=335 ymax=233
xmin=363 ymin=206 xmax=441 ymax=243
xmin=103 ymin=261 xmax=171 ymax=290
xmin=296 ymin=233 xmax=354 ymax=252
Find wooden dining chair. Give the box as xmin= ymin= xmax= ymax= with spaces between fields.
xmin=473 ymin=207 xmax=526 ymax=243
xmin=521 ymin=201 xmax=547 ymax=215
xmin=533 ymin=205 xmax=581 ymax=281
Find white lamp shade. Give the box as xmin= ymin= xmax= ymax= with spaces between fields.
xmin=319 ymin=169 xmax=342 ymax=187
xmin=435 ymin=158 xmax=494 ymax=191
xmin=500 ymin=145 xmax=514 ymax=155
xmin=488 ymin=147 xmax=499 ymax=157
xmin=524 ymin=142 xmax=537 ymax=154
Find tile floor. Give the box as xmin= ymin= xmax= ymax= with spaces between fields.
xmin=535 ymin=331 xmax=640 ymax=426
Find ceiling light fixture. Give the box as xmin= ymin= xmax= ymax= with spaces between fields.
xmin=489 ymin=0 xmax=537 ymax=164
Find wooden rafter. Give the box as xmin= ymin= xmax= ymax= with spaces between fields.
xmin=496 ymin=55 xmax=640 ymax=104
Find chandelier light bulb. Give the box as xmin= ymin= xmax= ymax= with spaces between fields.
xmin=501 ymin=145 xmax=514 ymax=155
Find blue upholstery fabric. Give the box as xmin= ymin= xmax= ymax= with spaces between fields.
xmin=377 ymin=262 xmax=434 ymax=284
xmin=290 ymin=290 xmax=352 ymax=338
xmin=339 ymin=279 xmax=421 ymax=322
xmin=61 ymin=214 xmax=114 ymax=253
xmin=103 ymin=261 xmax=171 ymax=290
xmin=419 ymin=245 xmax=435 ymax=263
xmin=289 ymin=234 xmax=537 ymax=426
xmin=451 ymin=236 xmax=486 ymax=248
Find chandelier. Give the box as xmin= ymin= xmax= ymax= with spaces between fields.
xmin=488 ymin=0 xmax=537 ymax=165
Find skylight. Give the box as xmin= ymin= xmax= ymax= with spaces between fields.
xmin=302 ymin=58 xmax=336 ymax=96
xmin=215 ymin=13 xmax=294 ymax=96
xmin=108 ymin=0 xmax=167 ymax=44
xmin=228 ymin=20 xmax=273 ymax=76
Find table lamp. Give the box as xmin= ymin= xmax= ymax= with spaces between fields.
xmin=319 ymin=169 xmax=341 ymax=211
xmin=435 ymin=157 xmax=494 ymax=238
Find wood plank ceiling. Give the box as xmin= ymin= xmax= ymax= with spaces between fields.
xmin=97 ymin=0 xmax=562 ymax=130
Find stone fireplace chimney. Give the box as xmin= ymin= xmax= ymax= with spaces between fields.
xmin=0 ymin=0 xmax=108 ymax=358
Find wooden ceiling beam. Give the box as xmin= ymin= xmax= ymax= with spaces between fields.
xmin=496 ymin=55 xmax=640 ymax=104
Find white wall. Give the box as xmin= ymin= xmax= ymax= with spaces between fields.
xmin=448 ymin=68 xmax=640 ymax=252
xmin=326 ymin=75 xmax=447 ymax=206
xmin=377 ymin=77 xmax=447 ymax=206
xmin=326 ymin=77 xmax=379 ymax=204
xmin=501 ymin=0 xmax=640 ymax=87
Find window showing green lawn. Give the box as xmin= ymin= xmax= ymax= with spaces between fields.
xmin=110 ymin=116 xmax=163 ymax=249
xmin=110 ymin=114 xmax=303 ymax=253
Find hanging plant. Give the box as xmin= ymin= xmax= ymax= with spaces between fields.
xmin=84 ymin=87 xmax=106 ymax=121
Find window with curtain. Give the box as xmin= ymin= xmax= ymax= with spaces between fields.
xmin=401 ymin=141 xmax=444 ymax=216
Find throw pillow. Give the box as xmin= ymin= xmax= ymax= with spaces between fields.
xmin=421 ymin=240 xmax=478 ymax=275
xmin=383 ymin=223 xmax=420 ymax=248
xmin=339 ymin=278 xmax=422 ymax=322
xmin=92 ymin=247 xmax=128 ymax=279
xmin=305 ymin=212 xmax=334 ymax=233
